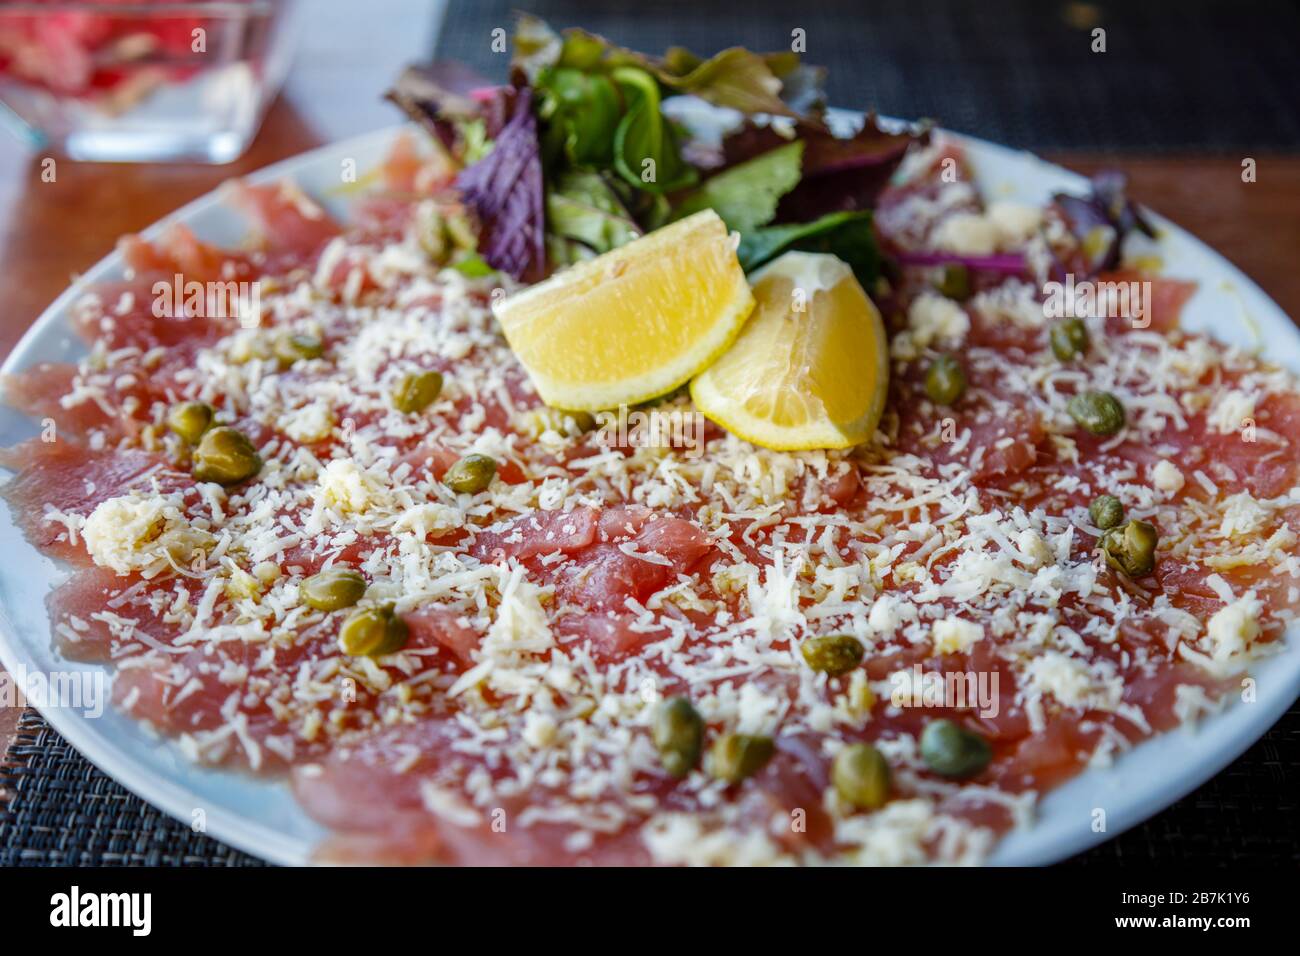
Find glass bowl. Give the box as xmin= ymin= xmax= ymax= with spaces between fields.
xmin=0 ymin=0 xmax=301 ymax=163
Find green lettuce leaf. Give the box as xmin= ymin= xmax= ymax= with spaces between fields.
xmin=513 ymin=13 xmax=563 ymax=79
xmin=512 ymin=15 xmax=818 ymax=120
xmin=546 ymin=170 xmax=643 ymax=254
xmin=671 ymin=140 xmax=803 ymax=233
xmin=545 ymin=233 xmax=602 ymax=268
xmin=535 ymin=67 xmax=622 ymax=166
xmin=657 ymin=47 xmax=805 ymax=118
xmin=611 ymin=68 xmax=697 ymax=193
xmin=738 ymin=211 xmax=882 ymax=287
xmin=451 ymin=252 xmax=496 ymax=277
xmin=459 ymin=117 xmax=492 ymax=164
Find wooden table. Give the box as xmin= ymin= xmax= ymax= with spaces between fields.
xmin=1 ymin=10 xmax=1298 ymax=761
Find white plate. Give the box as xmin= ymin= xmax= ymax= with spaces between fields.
xmin=1 ymin=121 xmax=1296 ymax=867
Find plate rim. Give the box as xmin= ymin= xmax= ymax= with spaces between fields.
xmin=1 ymin=119 xmax=1296 ymax=867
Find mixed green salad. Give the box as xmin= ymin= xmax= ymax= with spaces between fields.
xmin=386 ymin=14 xmax=1151 ymax=300
xmin=387 ymin=14 xmax=919 ymax=286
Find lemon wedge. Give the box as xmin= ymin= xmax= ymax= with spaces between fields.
xmin=492 ymin=209 xmax=755 ymax=410
xmin=690 ymin=251 xmax=889 ymax=451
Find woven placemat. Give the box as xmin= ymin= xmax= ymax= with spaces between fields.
xmin=1070 ymin=698 xmax=1300 ymax=866
xmin=0 ymin=709 xmax=262 ymax=867
xmin=435 ymin=0 xmax=1300 ymax=152
xmin=3 ymin=701 xmax=1296 ymax=866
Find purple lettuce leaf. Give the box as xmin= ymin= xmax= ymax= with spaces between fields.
xmin=1092 ymin=170 xmax=1156 ymax=238
xmin=1052 ymin=170 xmax=1154 ymax=275
xmin=385 ymin=63 xmax=498 ymax=153
xmin=455 ymin=88 xmax=546 ymax=282
xmin=719 ymin=114 xmax=923 ymax=222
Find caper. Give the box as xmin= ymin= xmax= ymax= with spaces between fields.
xmin=443 ymin=453 xmax=497 ymax=494
xmin=565 ymin=410 xmax=597 ymax=433
xmin=919 ymin=719 xmax=992 ymax=779
xmin=1088 ymin=493 xmax=1125 ymax=530
xmin=1067 ymin=391 xmax=1126 ymax=436
xmin=800 ymin=634 xmax=865 ymax=676
xmin=1099 ymin=518 xmax=1159 ymax=577
xmin=191 ymin=426 xmax=262 ymax=485
xmin=832 ymin=742 xmax=891 ymax=809
xmin=924 ymin=354 xmax=967 ymax=406
xmin=167 ymin=401 xmax=214 ymax=445
xmin=520 ymin=406 xmax=595 ymax=439
xmin=392 ymin=369 xmax=444 ymax=415
xmin=1050 ymin=317 xmax=1090 ymax=361
xmin=936 ymin=264 xmax=971 ymax=301
xmin=274 ymin=332 xmax=324 ymax=366
xmin=709 ymin=733 xmax=775 ymax=784
xmin=337 ymin=604 xmax=409 ymax=657
xmin=652 ymin=696 xmax=704 ymax=778
xmin=301 ymin=567 xmax=367 ymax=612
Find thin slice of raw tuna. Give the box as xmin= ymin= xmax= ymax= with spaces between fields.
xmin=470 ymin=506 xmax=598 ymax=563
xmin=402 ymin=605 xmax=481 ymax=665
xmin=0 ymin=440 xmax=187 ymax=562
xmin=227 ymin=179 xmax=342 ymax=258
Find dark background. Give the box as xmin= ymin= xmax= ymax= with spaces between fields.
xmin=435 ymin=0 xmax=1300 ymax=152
